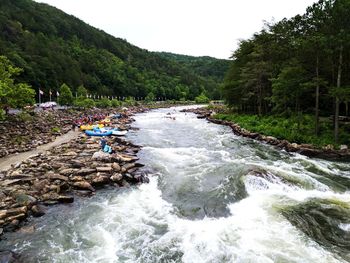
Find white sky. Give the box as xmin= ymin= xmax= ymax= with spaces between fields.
xmin=34 ymin=0 xmax=316 ymax=59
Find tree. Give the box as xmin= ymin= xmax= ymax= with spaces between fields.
xmin=145 ymin=92 xmax=155 ymax=103
xmin=271 ymin=60 xmax=309 ymax=115
xmin=0 ymin=56 xmax=35 ymax=113
xmin=195 ymin=92 xmax=210 ymax=104
xmin=77 ymin=85 xmax=88 ymax=98
xmin=59 ymin=83 xmax=74 ymax=105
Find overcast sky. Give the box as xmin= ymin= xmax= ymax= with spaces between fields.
xmin=35 ymin=0 xmax=316 ymax=59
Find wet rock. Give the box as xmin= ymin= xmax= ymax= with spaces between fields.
xmin=110 ymin=173 xmax=123 ymax=182
xmin=31 ymin=204 xmax=46 ymax=217
xmin=15 ymin=194 xmax=36 ymax=206
xmin=92 ymin=175 xmax=109 ymax=186
xmin=72 ymin=181 xmax=95 ymax=192
xmin=121 ymin=179 xmax=130 ymax=187
xmin=57 ymin=195 xmax=74 ymax=203
xmin=0 ymin=250 xmax=20 ymax=263
xmin=73 ymin=190 xmax=92 ymax=197
xmin=18 ymin=225 xmax=35 ymax=234
xmin=122 ymin=163 xmax=135 ymax=171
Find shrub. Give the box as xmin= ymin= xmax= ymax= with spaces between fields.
xmin=96 ymin=98 xmax=111 ymax=108
xmin=74 ymin=98 xmax=95 ymax=109
xmin=111 ymin=99 xmax=121 ymax=107
xmin=195 ymin=93 xmax=210 ymax=104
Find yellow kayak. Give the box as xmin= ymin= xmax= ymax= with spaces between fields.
xmin=98 ymin=119 xmax=111 ymax=125
xmin=80 ymin=124 xmax=104 ymax=131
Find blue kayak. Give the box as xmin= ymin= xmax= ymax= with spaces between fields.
xmin=85 ymin=130 xmax=112 ymax=136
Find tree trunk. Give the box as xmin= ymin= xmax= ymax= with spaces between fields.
xmin=315 ymin=55 xmax=320 ymax=136
xmin=335 ymin=45 xmax=343 ymax=144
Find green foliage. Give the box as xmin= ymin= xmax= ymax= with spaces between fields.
xmin=76 ymin=85 xmax=88 ymax=98
xmin=51 ymin=127 xmax=60 ymax=133
xmin=95 ymin=98 xmax=111 ymax=108
xmin=59 ymin=83 xmax=74 ymax=106
xmin=214 ymin=113 xmax=349 ymax=147
xmin=222 ymin=0 xmax=350 ymax=143
xmin=111 ymin=99 xmax=121 ymax=107
xmin=0 ymin=55 xmax=35 ymax=110
xmin=74 ymin=97 xmax=95 ymax=108
xmin=123 ymin=96 xmax=136 ymax=106
xmin=0 ymin=0 xmax=226 ymax=102
xmin=145 ymin=92 xmax=155 ymax=102
xmin=195 ymin=93 xmax=210 ymax=104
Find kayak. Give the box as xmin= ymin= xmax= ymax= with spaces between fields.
xmin=85 ymin=130 xmax=112 ymax=136
xmin=112 ymin=130 xmax=127 ymax=136
xmin=98 ymin=119 xmax=111 ymax=125
xmin=100 ymin=127 xmax=127 ymax=136
xmin=80 ymin=124 xmax=104 ymax=131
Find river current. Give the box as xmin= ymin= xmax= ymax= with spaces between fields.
xmin=1 ymin=106 xmax=350 ymax=262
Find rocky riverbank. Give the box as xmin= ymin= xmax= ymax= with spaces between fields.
xmin=184 ymin=107 xmax=350 ymax=161
xmin=0 ymin=109 xmax=114 ymax=158
xmin=0 ymin=107 xmax=150 ymax=242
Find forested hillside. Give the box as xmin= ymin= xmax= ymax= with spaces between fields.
xmin=0 ymin=0 xmax=224 ymax=100
xmin=157 ymin=52 xmax=230 ymax=98
xmin=222 ymin=0 xmax=350 ymax=142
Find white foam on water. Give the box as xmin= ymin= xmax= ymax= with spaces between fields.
xmin=9 ymin=106 xmax=350 ymax=263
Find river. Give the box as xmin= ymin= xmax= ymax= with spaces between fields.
xmin=1 ymin=106 xmax=350 ymax=262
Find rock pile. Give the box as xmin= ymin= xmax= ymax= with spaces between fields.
xmin=0 ymin=107 xmax=149 ymax=234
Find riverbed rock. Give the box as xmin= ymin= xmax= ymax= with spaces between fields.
xmin=15 ymin=194 xmax=36 ymax=206
xmin=31 ymin=204 xmax=46 ymax=217
xmin=0 ymin=250 xmax=21 ymax=263
xmin=110 ymin=173 xmax=123 ymax=183
xmin=340 ymin=145 xmax=348 ymax=151
xmin=72 ymin=181 xmax=95 ymax=192
xmin=91 ymin=175 xmax=109 ymax=186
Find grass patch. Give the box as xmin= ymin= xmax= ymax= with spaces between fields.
xmin=51 ymin=127 xmax=61 ymax=133
xmin=214 ymin=113 xmax=349 ymax=148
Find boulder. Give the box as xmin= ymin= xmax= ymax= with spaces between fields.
xmin=72 ymin=181 xmax=95 ymax=192
xmin=340 ymin=145 xmax=348 ymax=151
xmin=111 ymin=162 xmax=121 ymax=172
xmin=15 ymin=194 xmax=36 ymax=206
xmin=110 ymin=173 xmax=123 ymax=183
xmin=91 ymin=175 xmax=109 ymax=186
xmin=0 ymin=250 xmax=20 ymax=263
xmin=31 ymin=204 xmax=46 ymax=217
